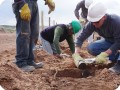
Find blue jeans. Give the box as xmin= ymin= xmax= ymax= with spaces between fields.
xmin=87 ymin=39 xmax=120 ymax=62
xmin=40 ymin=35 xmax=57 ymax=54
xmin=12 ymin=0 xmax=39 ymax=67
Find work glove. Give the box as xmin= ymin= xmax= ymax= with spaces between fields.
xmin=95 ymin=52 xmax=109 ymax=64
xmin=79 ymin=18 xmax=86 ymax=24
xmin=20 ymin=4 xmax=31 ymax=21
xmin=44 ymin=0 xmax=55 ymax=14
xmin=72 ymin=53 xmax=84 ymax=68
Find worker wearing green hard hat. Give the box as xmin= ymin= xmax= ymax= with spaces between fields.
xmin=71 ymin=20 xmax=81 ymax=34
xmin=40 ymin=20 xmax=81 ymax=58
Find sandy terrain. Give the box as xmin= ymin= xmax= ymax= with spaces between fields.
xmin=0 ymin=32 xmax=120 ymax=90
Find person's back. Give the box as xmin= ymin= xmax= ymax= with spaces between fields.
xmin=41 ymin=24 xmax=68 ymax=43
xmin=40 ymin=21 xmax=81 ymax=57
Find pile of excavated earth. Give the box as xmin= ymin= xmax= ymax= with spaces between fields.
xmin=0 ymin=32 xmax=120 ymax=90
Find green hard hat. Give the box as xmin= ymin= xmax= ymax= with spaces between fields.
xmin=71 ymin=20 xmax=81 ymax=34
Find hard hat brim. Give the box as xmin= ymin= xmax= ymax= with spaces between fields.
xmin=87 ymin=15 xmax=103 ymax=22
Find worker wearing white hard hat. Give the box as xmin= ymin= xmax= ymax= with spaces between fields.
xmin=73 ymin=2 xmax=120 ymax=74
xmin=87 ymin=2 xmax=107 ymax=22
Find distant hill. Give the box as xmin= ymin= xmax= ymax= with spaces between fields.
xmin=0 ymin=25 xmax=51 ymax=33
xmin=0 ymin=25 xmax=15 ymax=33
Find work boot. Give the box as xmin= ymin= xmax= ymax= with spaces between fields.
xmin=28 ymin=62 xmax=44 ymax=69
xmin=20 ymin=65 xmax=35 ymax=72
xmin=109 ymin=63 xmax=120 ymax=74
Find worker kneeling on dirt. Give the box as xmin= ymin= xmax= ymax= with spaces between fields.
xmin=40 ymin=21 xmax=81 ymax=58
xmin=72 ymin=2 xmax=120 ymax=74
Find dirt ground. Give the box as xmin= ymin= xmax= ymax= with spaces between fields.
xmin=0 ymin=32 xmax=120 ymax=90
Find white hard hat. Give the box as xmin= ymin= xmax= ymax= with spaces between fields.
xmin=85 ymin=0 xmax=93 ymax=9
xmin=87 ymin=2 xmax=107 ymax=22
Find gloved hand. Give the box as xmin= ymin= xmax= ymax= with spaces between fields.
xmin=20 ymin=4 xmax=31 ymax=21
xmin=79 ymin=18 xmax=86 ymax=24
xmin=72 ymin=53 xmax=84 ymax=68
xmin=95 ymin=52 xmax=109 ymax=64
xmin=44 ymin=0 xmax=55 ymax=14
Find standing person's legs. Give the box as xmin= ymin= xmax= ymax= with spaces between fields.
xmin=87 ymin=39 xmax=119 ymax=62
xmin=15 ymin=16 xmax=35 ymax=71
xmin=12 ymin=1 xmax=35 ymax=72
xmin=27 ymin=1 xmax=43 ymax=68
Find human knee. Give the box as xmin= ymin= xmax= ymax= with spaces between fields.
xmin=87 ymin=44 xmax=98 ymax=56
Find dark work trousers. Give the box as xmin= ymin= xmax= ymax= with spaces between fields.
xmin=12 ymin=0 xmax=39 ymax=67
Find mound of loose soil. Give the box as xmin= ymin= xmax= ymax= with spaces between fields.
xmin=0 ymin=33 xmax=120 ymax=90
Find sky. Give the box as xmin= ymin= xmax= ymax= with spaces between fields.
xmin=0 ymin=0 xmax=120 ymax=26
xmin=0 ymin=0 xmax=4 ymax=5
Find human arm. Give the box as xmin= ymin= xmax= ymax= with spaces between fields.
xmin=72 ymin=46 xmax=85 ymax=68
xmin=95 ymin=16 xmax=120 ymax=64
xmin=95 ymin=23 xmax=120 ymax=64
xmin=105 ymin=16 xmax=120 ymax=56
xmin=66 ymin=35 xmax=75 ymax=54
xmin=53 ymin=26 xmax=64 ymax=54
xmin=73 ymin=46 xmax=83 ymax=62
xmin=75 ymin=23 xmax=94 ymax=47
xmin=109 ymin=24 xmax=120 ymax=54
xmin=72 ymin=23 xmax=94 ymax=67
xmin=44 ymin=0 xmax=55 ymax=14
xmin=13 ymin=0 xmax=31 ymax=21
xmin=74 ymin=1 xmax=82 ymax=20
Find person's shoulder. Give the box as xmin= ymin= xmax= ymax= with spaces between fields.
xmin=86 ymin=22 xmax=92 ymax=26
xmin=81 ymin=0 xmax=85 ymax=4
xmin=107 ymin=14 xmax=120 ymax=25
xmin=77 ymin=0 xmax=84 ymax=5
xmin=108 ymin=14 xmax=120 ymax=19
xmin=108 ymin=14 xmax=120 ymax=22
xmin=55 ymin=24 xmax=65 ymax=29
xmin=84 ymin=22 xmax=94 ymax=29
xmin=57 ymin=24 xmax=66 ymax=27
xmin=80 ymin=0 xmax=85 ymax=4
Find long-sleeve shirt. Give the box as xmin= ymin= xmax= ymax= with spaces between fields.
xmin=14 ymin=0 xmax=25 ymax=6
xmin=76 ymin=14 xmax=120 ymax=53
xmin=41 ymin=24 xmax=75 ymax=54
xmin=13 ymin=0 xmax=37 ymax=13
xmin=74 ymin=0 xmax=88 ymax=19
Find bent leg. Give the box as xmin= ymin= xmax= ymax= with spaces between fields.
xmin=87 ymin=39 xmax=119 ymax=62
